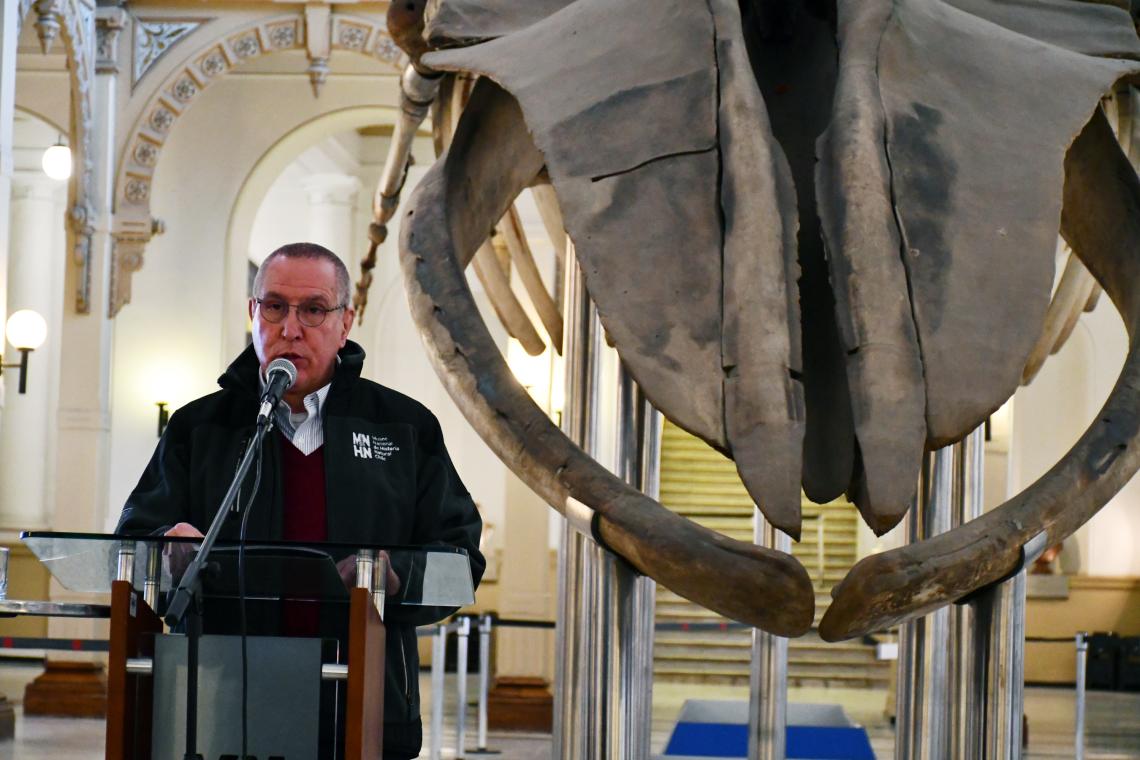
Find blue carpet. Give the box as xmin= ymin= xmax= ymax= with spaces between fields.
xmin=663 ymin=722 xmax=875 ymax=759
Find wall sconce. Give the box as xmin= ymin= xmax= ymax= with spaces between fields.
xmin=41 ymin=137 xmax=71 ymax=181
xmin=156 ymin=402 xmax=170 ymax=437
xmin=2 ymin=310 xmax=47 ymax=394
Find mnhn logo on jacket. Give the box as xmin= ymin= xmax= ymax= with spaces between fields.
xmin=352 ymin=432 xmax=400 ymax=461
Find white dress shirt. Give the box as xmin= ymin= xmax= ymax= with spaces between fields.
xmin=260 ymin=371 xmax=330 ymax=456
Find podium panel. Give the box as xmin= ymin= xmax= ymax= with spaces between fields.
xmin=152 ymin=634 xmax=323 ymax=760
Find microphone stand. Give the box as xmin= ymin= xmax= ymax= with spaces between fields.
xmin=165 ymin=413 xmax=275 ymax=760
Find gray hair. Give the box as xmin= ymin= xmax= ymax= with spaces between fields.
xmin=252 ymin=242 xmax=352 ymax=307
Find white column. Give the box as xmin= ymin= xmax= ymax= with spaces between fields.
xmin=0 ymin=172 xmax=64 ymax=530
xmin=300 ymin=172 xmax=360 ymax=269
xmin=48 ymin=6 xmax=123 ymax=644
xmin=0 ymin=1 xmax=19 ymax=372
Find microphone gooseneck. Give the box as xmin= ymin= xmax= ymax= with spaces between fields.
xmin=257 ymin=357 xmax=297 ymax=424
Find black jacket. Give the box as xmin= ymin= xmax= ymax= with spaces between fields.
xmin=117 ymin=340 xmax=485 ymax=757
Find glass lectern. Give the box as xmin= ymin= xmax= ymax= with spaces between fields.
xmin=14 ymin=531 xmax=475 ymax=760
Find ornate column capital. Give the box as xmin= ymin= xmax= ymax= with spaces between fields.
xmin=95 ymin=6 xmax=127 ymax=75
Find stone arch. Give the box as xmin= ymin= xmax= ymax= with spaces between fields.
xmin=222 ymin=104 xmax=400 ymax=361
xmin=16 ymin=0 xmax=97 ymax=313
xmin=110 ymin=12 xmax=404 ymax=316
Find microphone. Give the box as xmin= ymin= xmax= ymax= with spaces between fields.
xmin=257 ymin=357 xmax=297 ymax=424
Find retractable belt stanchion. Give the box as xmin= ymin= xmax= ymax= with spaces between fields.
xmin=430 ymin=623 xmax=448 ymax=760
xmin=1075 ymin=632 xmax=1088 ymax=760
xmin=468 ymin=614 xmax=500 ymax=755
xmin=455 ymin=616 xmax=471 ymax=758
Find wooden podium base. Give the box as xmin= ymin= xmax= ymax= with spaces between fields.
xmin=487 ymin=676 xmax=553 ymax=732
xmin=24 ymin=660 xmax=107 ymax=717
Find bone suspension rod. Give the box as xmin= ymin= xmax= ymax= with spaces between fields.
xmin=896 ymin=446 xmax=955 ymax=759
xmin=749 ymin=517 xmax=789 ymax=760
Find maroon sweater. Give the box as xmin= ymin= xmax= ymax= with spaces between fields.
xmin=278 ymin=431 xmax=327 ymax=635
xmin=279 ymin=431 xmax=327 ymax=543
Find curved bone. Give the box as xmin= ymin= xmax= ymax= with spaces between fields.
xmin=820 ymin=108 xmax=1140 ymax=641
xmin=1021 ymin=249 xmax=1098 ymax=385
xmin=401 ymin=78 xmax=813 ymax=635
xmin=470 ymin=239 xmax=547 ymax=356
xmin=816 ymin=0 xmax=926 ymax=535
xmin=738 ymin=2 xmax=857 ymax=509
xmin=354 ymin=62 xmax=441 ymax=322
xmin=497 ymin=206 xmax=564 ymax=352
xmin=427 ymin=0 xmax=808 ymax=537
xmin=529 ymin=181 xmax=567 ymax=269
xmin=871 ymin=0 xmax=1140 ymax=445
xmin=1084 ymin=283 xmax=1103 ymax=315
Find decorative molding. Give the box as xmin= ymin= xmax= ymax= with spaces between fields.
xmin=33 ymin=0 xmax=63 ymax=54
xmin=62 ymin=0 xmax=97 ymax=314
xmin=111 ymin=12 xmax=403 ymax=317
xmin=132 ymin=18 xmax=205 ymax=88
xmin=95 ymin=7 xmax=126 ymax=75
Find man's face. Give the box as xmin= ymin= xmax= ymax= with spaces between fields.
xmin=249 ymin=256 xmax=354 ymax=410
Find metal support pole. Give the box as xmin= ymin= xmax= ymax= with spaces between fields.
xmin=554 ymin=249 xmax=658 ymax=760
xmin=1075 ymin=632 xmax=1088 ymax=760
xmin=143 ymin=543 xmax=161 ymax=612
xmin=980 ymin=569 xmax=1028 ymax=759
xmin=430 ymin=623 xmax=447 ymax=760
xmin=952 ymin=428 xmax=985 ymax=760
xmin=115 ymin=542 xmax=135 ymax=584
xmin=749 ymin=518 xmax=789 ymax=760
xmin=456 ymin=616 xmax=471 ymax=758
xmin=896 ymin=446 xmax=955 ymax=759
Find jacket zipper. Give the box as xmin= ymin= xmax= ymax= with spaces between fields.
xmin=398 ymin=627 xmax=412 ymax=719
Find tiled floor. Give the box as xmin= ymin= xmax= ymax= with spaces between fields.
xmin=0 ymin=668 xmax=1138 ymax=758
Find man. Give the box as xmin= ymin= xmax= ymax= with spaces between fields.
xmin=117 ymin=242 xmax=484 ymax=759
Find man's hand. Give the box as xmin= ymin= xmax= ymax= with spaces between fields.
xmin=164 ymin=522 xmax=204 ymax=538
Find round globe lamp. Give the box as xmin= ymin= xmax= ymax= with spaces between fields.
xmin=41 ymin=142 xmax=72 ymax=181
xmin=4 ymin=310 xmax=47 ymax=394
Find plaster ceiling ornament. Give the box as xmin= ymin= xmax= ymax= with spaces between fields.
xmin=335 ymin=21 xmax=370 ymax=51
xmin=148 ymin=105 xmax=175 ymax=133
xmin=267 ymin=21 xmax=298 ymax=49
xmin=198 ymin=50 xmax=228 ymax=79
xmin=123 ymin=178 xmax=149 ymax=205
xmin=33 ymin=0 xmax=62 ymax=54
xmin=95 ymin=9 xmax=124 ymax=74
xmin=132 ymin=18 xmax=204 ymax=87
xmin=374 ymin=35 xmax=402 ymax=64
xmin=110 ymin=13 xmax=403 ymax=317
xmin=371 ymin=0 xmax=1140 ymax=637
xmin=132 ymin=139 xmax=158 ymax=168
xmin=230 ymin=32 xmax=261 ymax=59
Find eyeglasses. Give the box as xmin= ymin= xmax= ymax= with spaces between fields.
xmin=254 ymin=297 xmax=346 ymax=327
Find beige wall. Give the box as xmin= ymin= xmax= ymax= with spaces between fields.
xmin=0 ymin=540 xmax=50 ymax=638
xmin=1025 ymin=576 xmax=1140 ymax=684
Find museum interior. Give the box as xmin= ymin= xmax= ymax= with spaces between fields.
xmin=0 ymin=1 xmax=1138 ymax=758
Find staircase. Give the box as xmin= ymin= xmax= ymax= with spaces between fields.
xmin=654 ymin=420 xmax=891 ymax=688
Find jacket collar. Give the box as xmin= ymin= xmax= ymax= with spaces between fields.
xmin=218 ymin=340 xmax=367 ymax=400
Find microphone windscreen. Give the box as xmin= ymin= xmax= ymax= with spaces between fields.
xmin=266 ymin=357 xmax=298 ymax=388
